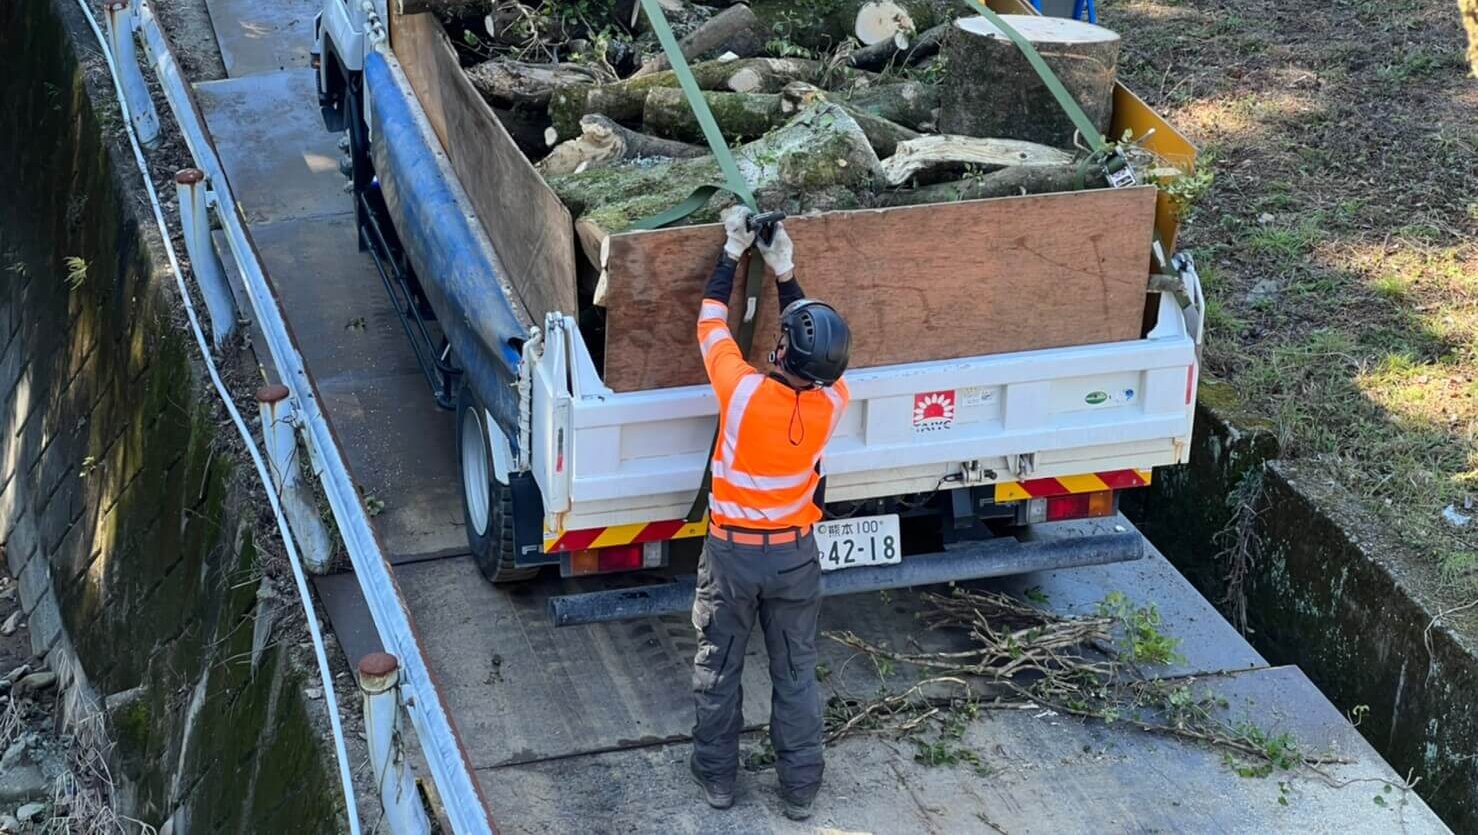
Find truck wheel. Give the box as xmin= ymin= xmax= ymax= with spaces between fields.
xmin=458 ymin=386 xmax=539 ymax=584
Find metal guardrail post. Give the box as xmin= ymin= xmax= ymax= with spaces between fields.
xmin=101 ymin=0 xmax=161 ymax=149
xmin=174 ymin=169 xmax=237 ymax=349
xmin=359 ymin=653 xmax=432 ymax=835
xmin=133 ymin=7 xmax=497 ymax=824
xmin=255 ymin=385 xmax=335 ymax=573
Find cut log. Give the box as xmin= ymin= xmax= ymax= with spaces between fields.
xmin=843 ymin=81 xmax=939 ymax=131
xmin=465 ymin=60 xmax=600 ymax=109
xmin=748 ymin=0 xmax=959 ymax=51
xmin=780 ymin=82 xmax=918 ymax=157
xmin=854 ymin=1 xmax=916 ymax=45
xmin=872 ymin=164 xmax=1107 ymax=207
xmin=939 ymin=15 xmax=1120 ymax=149
xmin=540 ymin=115 xmax=707 ymax=176
xmin=545 ymin=57 xmax=829 ymax=143
xmin=643 ymin=88 xmax=784 ymax=142
xmin=848 ymin=21 xmax=947 ymax=70
xmin=880 ymin=134 xmax=1074 ymax=186
xmin=548 ymin=102 xmax=883 ymax=263
xmin=634 ymin=5 xmax=768 ymax=76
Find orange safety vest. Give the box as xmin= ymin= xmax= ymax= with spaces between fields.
xmin=697 ymin=299 xmax=850 ymax=530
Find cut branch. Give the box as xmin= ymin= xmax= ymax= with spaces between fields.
xmin=633 ymin=4 xmax=768 ymax=76
xmin=880 ymin=134 xmax=1074 ymax=186
xmin=465 ymin=60 xmax=600 ymax=109
xmin=540 ymin=115 xmax=707 ymax=176
xmin=872 ymin=163 xmax=1105 ymax=207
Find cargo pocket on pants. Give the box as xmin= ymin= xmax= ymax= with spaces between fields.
xmin=695 ymin=634 xmax=735 ymax=694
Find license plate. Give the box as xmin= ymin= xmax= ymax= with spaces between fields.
xmin=814 ymin=515 xmax=901 ymax=572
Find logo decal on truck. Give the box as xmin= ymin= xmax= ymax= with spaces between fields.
xmin=913 ymin=390 xmax=956 ymax=432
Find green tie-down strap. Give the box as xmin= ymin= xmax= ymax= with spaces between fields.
xmin=634 ymin=0 xmax=772 ymax=524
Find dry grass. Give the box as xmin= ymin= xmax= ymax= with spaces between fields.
xmin=1108 ymin=0 xmax=1478 ymax=582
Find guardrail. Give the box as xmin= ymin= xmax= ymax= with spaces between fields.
xmin=126 ymin=4 xmax=495 ymax=831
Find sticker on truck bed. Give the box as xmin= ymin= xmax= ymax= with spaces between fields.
xmin=913 ymin=390 xmax=956 ymax=432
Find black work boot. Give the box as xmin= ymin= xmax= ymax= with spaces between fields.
xmin=689 ymin=754 xmax=735 ymax=809
xmin=780 ymin=791 xmax=813 ymax=821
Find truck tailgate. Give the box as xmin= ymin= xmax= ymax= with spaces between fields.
xmin=532 ymin=289 xmax=1201 ymax=534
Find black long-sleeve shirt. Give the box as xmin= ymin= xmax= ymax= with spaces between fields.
xmin=704 ymin=254 xmax=804 ymax=316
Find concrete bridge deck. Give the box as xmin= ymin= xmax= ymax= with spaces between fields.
xmin=182 ymin=3 xmax=1447 ymax=832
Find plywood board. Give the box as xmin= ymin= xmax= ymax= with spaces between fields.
xmin=390 ymin=13 xmax=577 ymax=322
xmin=601 ymin=187 xmax=1157 ymax=392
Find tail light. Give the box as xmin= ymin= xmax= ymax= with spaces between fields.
xmin=568 ymin=542 xmax=663 ymax=576
xmin=1022 ymin=490 xmax=1117 ymax=524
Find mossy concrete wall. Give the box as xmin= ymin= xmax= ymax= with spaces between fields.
xmin=0 ymin=0 xmax=344 ymax=830
xmin=1130 ymin=381 xmax=1478 ymax=830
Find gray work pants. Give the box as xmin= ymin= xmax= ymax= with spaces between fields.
xmin=691 ymin=531 xmax=824 ymax=801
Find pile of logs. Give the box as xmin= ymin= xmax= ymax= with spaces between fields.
xmin=430 ymin=0 xmax=1126 ymax=258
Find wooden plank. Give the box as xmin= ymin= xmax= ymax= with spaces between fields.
xmin=390 ymin=13 xmax=578 ymax=322
xmin=601 ymin=187 xmax=1158 ymax=393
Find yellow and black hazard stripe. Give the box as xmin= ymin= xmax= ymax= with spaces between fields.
xmin=545 ymin=469 xmax=1153 ymax=552
xmin=544 ymin=519 xmax=708 ymax=553
xmin=994 ymin=469 xmax=1152 ymax=503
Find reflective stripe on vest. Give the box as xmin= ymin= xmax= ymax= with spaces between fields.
xmin=700 ymin=300 xmax=727 ymax=322
xmin=711 ymin=459 xmax=815 ymax=491
xmin=709 ymin=490 xmax=819 ymax=524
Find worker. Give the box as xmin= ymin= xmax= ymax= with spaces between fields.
xmin=689 ymin=206 xmax=851 ymax=822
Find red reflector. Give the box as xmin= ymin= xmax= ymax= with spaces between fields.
xmin=1046 ymin=491 xmax=1115 ymax=522
xmin=596 ymin=544 xmax=643 ymax=572
xmin=1186 ymin=363 xmax=1196 ymax=405
xmin=1046 ymin=493 xmax=1090 ymax=521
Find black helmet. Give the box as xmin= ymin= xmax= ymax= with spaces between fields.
xmin=778 ymin=299 xmax=850 ymax=386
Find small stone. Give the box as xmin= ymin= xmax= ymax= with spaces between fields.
xmin=15 ymin=802 xmax=44 ymax=823
xmin=1257 ymin=212 xmax=1275 ymax=224
xmin=0 ymin=665 xmax=28 ymax=692
xmin=13 ymin=672 xmax=56 ymax=698
xmin=304 ymin=687 xmax=323 ymax=700
xmin=1245 ymin=279 xmax=1280 ymax=304
xmin=0 ymin=738 xmax=26 ymax=771
xmin=0 ymin=611 xmax=19 ymax=637
xmin=0 ymin=814 xmax=17 ymax=833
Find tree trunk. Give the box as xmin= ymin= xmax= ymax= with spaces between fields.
xmin=633 ymin=5 xmax=768 ymax=76
xmin=546 ymin=57 xmax=831 ymax=143
xmin=540 ymin=115 xmax=707 ymax=176
xmin=643 ymin=88 xmax=785 ymax=142
xmin=873 ymin=164 xmax=1106 ymax=207
xmin=844 ymin=80 xmax=940 ymax=131
xmin=939 ymin=15 xmax=1120 ymax=149
xmin=747 ymin=0 xmax=959 ymax=52
xmin=880 ymin=134 xmax=1074 ymax=186
xmin=548 ymin=101 xmax=882 ymax=253
xmin=465 ymin=60 xmax=600 ymax=109
xmin=779 ymin=82 xmax=918 ymax=157
xmin=848 ymin=21 xmax=947 ymax=71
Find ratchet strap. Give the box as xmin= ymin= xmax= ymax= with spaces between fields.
xmin=634 ymin=0 xmax=766 ymax=524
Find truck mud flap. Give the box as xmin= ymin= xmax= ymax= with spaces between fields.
xmin=548 ymin=532 xmax=1145 ymax=627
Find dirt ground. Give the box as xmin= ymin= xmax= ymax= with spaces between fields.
xmin=1106 ymin=0 xmax=1478 ymax=584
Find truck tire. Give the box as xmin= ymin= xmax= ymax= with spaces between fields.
xmin=457 ymin=385 xmax=539 ymax=584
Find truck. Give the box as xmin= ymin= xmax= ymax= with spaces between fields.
xmin=310 ymin=0 xmax=1206 ymax=625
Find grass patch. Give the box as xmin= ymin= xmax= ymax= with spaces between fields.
xmin=1105 ymin=0 xmax=1478 ymax=587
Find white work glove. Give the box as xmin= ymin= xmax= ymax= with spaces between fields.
xmin=723 ymin=206 xmax=756 ymax=261
xmin=757 ymin=221 xmax=795 ymax=278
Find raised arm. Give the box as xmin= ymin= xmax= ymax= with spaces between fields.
xmin=758 ymin=221 xmax=802 ymax=315
xmin=698 ymin=208 xmax=760 ymax=401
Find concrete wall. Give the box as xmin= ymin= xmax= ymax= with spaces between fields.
xmin=0 ymin=0 xmax=344 ymax=830
xmin=1129 ymin=381 xmax=1478 ymax=830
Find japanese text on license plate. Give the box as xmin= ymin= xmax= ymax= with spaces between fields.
xmin=814 ymin=515 xmax=901 ymax=572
